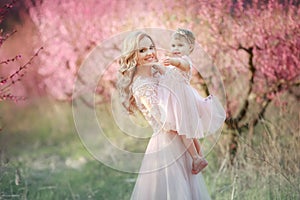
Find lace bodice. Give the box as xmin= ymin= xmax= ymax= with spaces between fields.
xmin=132 ymin=76 xmax=163 ymax=134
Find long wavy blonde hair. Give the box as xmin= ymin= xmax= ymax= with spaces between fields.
xmin=117 ymin=31 xmax=156 ymax=114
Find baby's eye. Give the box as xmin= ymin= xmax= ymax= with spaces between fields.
xmin=139 ymin=49 xmax=145 ymax=53
xmin=171 ymin=44 xmax=175 ymax=47
xmin=178 ymin=44 xmax=183 ymax=47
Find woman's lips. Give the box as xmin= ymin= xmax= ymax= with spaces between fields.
xmin=173 ymin=52 xmax=181 ymax=56
xmin=145 ymin=57 xmax=155 ymax=62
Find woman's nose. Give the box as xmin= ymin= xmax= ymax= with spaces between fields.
xmin=146 ymin=49 xmax=154 ymax=55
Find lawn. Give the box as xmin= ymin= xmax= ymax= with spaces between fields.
xmin=0 ymin=99 xmax=298 ymax=199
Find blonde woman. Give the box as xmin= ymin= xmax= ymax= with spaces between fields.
xmin=117 ymin=31 xmax=211 ymax=200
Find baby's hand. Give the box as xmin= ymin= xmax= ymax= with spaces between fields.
xmin=163 ymin=57 xmax=171 ymax=66
xmin=163 ymin=57 xmax=180 ymax=67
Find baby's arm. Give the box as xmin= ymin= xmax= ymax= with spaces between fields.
xmin=163 ymin=57 xmax=190 ymax=72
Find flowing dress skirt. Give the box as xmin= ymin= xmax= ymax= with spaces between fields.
xmin=130 ymin=130 xmax=211 ymax=200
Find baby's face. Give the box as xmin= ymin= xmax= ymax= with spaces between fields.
xmin=170 ymin=37 xmax=192 ymax=57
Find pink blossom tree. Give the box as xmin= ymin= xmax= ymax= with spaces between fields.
xmin=191 ymin=0 xmax=300 ymax=161
xmin=24 ymin=0 xmax=300 ymax=161
xmin=25 ymin=0 xmax=203 ymax=101
xmin=25 ymin=0 xmax=169 ymax=100
xmin=0 ymin=0 xmax=42 ymax=102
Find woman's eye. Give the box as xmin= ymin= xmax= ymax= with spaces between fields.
xmin=139 ymin=49 xmax=145 ymax=53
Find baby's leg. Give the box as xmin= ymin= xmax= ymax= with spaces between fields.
xmin=180 ymin=135 xmax=199 ymax=160
xmin=179 ymin=135 xmax=208 ymax=174
xmin=193 ymin=138 xmax=201 ymax=155
xmin=192 ymin=139 xmax=208 ymax=173
xmin=193 ymin=138 xmax=204 ymax=157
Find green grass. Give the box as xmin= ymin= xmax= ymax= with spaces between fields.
xmin=1 ymin=160 xmax=136 ymax=199
xmin=0 ymin=100 xmax=136 ymax=199
xmin=0 ymin=99 xmax=299 ymax=199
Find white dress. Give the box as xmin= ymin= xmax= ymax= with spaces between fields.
xmin=158 ymin=56 xmax=226 ymax=139
xmin=130 ymin=75 xmax=211 ymax=200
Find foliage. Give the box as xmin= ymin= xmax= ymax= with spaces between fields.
xmin=194 ymin=0 xmax=300 ymax=127
xmin=25 ymin=0 xmax=300 ymax=111
xmin=0 ymin=0 xmax=42 ymax=102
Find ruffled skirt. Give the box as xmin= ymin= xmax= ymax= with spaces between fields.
xmin=158 ymin=76 xmax=226 ymax=139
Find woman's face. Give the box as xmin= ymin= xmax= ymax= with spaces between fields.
xmin=136 ymin=36 xmax=157 ymax=66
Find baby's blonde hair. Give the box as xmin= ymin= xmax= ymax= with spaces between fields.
xmin=117 ymin=31 xmax=156 ymax=114
xmin=172 ymin=28 xmax=195 ymax=53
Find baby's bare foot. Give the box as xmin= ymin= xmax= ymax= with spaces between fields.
xmin=192 ymin=157 xmax=208 ymax=174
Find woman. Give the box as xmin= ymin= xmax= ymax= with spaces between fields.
xmin=117 ymin=31 xmax=211 ymax=200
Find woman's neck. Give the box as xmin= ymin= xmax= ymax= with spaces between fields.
xmin=135 ymin=64 xmax=153 ymax=77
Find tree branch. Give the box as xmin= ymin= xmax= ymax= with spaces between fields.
xmin=235 ymin=45 xmax=255 ymax=123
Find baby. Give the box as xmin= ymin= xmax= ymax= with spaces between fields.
xmin=157 ymin=28 xmax=226 ymax=173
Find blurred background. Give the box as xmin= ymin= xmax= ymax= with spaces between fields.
xmin=0 ymin=0 xmax=299 ymax=199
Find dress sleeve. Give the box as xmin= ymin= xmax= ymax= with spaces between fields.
xmin=132 ymin=80 xmax=164 ymax=133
